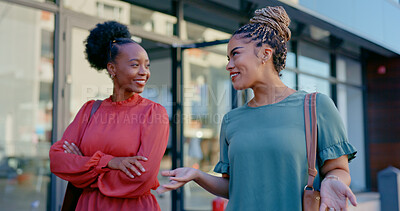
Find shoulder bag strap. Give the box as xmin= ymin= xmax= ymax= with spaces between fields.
xmin=76 ymin=100 xmax=102 ymax=147
xmin=90 ymin=100 xmax=102 ymax=120
xmin=304 ymin=92 xmax=318 ymax=189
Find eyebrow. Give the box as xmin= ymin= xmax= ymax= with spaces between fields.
xmin=229 ymin=47 xmax=243 ymax=56
xmin=128 ymin=58 xmax=149 ymax=62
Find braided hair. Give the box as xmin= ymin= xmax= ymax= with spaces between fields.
xmin=233 ymin=6 xmax=291 ymax=74
xmin=84 ymin=21 xmax=135 ymax=72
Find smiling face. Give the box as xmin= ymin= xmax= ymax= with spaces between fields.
xmin=226 ymin=36 xmax=266 ymax=90
xmin=108 ymin=43 xmax=150 ymax=95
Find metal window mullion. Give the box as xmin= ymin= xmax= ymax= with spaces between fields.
xmin=50 ymin=1 xmax=65 ymax=210
xmin=292 ymin=40 xmax=299 ymax=90
xmin=330 ymin=52 xmax=337 ymax=103
xmin=172 ymin=1 xmax=184 ymax=211
xmin=285 ymin=67 xmax=362 ymax=89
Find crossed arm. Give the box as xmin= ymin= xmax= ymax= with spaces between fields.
xmin=50 ymin=103 xmax=170 ymax=198
xmin=63 ymin=141 xmax=147 ymax=178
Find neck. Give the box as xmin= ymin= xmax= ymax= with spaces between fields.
xmin=251 ymin=81 xmax=292 ymax=106
xmin=112 ymin=88 xmax=135 ymax=102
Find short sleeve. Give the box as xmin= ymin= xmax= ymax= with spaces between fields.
xmin=214 ymin=115 xmax=230 ymax=174
xmin=316 ymin=93 xmax=357 ymax=166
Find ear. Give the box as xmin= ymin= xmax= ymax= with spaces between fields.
xmin=262 ymin=47 xmax=273 ymax=62
xmin=106 ymin=62 xmax=116 ymax=76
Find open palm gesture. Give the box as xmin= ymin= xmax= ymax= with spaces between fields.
xmin=156 ymin=167 xmax=198 ymax=194
xmin=319 ymin=178 xmax=357 ymax=211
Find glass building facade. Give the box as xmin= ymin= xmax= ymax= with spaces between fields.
xmin=0 ymin=0 xmax=398 ymax=210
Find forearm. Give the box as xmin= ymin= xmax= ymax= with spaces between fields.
xmin=194 ymin=170 xmax=229 ymax=199
xmin=50 ymin=141 xmax=113 ymax=187
xmin=321 ymin=155 xmax=352 ymax=186
xmin=97 ymin=169 xmax=159 ymax=198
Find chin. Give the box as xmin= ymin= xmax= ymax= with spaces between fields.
xmin=126 ymin=86 xmax=144 ymax=94
xmin=232 ymin=83 xmax=248 ymax=91
xmin=134 ymin=89 xmax=144 ymax=94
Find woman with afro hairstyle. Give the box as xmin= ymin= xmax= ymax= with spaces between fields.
xmin=157 ymin=6 xmax=358 ymax=211
xmin=50 ymin=21 xmax=169 ymax=211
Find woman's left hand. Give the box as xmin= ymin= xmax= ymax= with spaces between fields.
xmin=63 ymin=141 xmax=83 ymax=156
xmin=319 ymin=177 xmax=357 ymax=211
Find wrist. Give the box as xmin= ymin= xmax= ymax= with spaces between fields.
xmin=107 ymin=157 xmax=116 ymax=168
xmin=323 ymin=175 xmax=340 ymax=183
xmin=193 ymin=168 xmax=202 ymax=182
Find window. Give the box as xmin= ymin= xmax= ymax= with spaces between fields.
xmin=63 ymin=0 xmax=130 ymax=24
xmin=298 ymin=41 xmax=331 ymax=96
xmin=130 ymin=4 xmax=177 ymax=37
xmin=97 ymin=2 xmax=122 ymax=21
xmin=336 ymin=56 xmax=365 ymax=191
xmin=0 ymin=2 xmax=54 ymax=210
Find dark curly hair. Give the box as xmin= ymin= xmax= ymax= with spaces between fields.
xmin=84 ymin=21 xmax=135 ymax=71
xmin=233 ymin=6 xmax=291 ymax=75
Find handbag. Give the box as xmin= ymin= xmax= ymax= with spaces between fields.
xmin=61 ymin=100 xmax=103 ymax=211
xmin=302 ymin=93 xmax=321 ymax=211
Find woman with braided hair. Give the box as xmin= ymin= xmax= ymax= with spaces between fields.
xmin=157 ymin=6 xmax=357 ymax=211
xmin=50 ymin=21 xmax=169 ymax=210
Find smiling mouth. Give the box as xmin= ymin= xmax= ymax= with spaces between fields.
xmin=134 ymin=79 xmax=146 ymax=85
xmin=230 ymin=73 xmax=240 ymax=80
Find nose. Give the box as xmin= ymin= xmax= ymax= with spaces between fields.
xmin=139 ymin=65 xmax=149 ymax=75
xmin=226 ymin=59 xmax=234 ymax=72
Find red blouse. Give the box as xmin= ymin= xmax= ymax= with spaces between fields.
xmin=50 ymin=94 xmax=169 ymax=211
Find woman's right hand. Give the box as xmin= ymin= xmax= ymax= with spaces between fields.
xmin=107 ymin=156 xmax=148 ymax=178
xmin=156 ymin=167 xmax=198 ymax=194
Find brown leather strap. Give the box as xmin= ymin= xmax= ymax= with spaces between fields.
xmin=304 ymin=93 xmax=318 ymax=188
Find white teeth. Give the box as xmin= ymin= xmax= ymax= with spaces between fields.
xmin=230 ymin=73 xmax=239 ymax=78
xmin=135 ymin=80 xmax=146 ymax=85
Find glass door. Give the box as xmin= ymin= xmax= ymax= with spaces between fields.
xmin=182 ymin=44 xmax=232 ymax=211
xmin=0 ymin=2 xmax=54 ymax=210
xmin=67 ymin=25 xmax=112 ymax=118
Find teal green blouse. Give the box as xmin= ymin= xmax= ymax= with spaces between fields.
xmin=214 ymin=91 xmax=357 ymax=211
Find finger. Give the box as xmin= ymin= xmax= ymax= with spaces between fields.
xmin=63 ymin=144 xmax=72 ymax=153
xmin=345 ymin=187 xmax=357 ymax=206
xmin=71 ymin=143 xmax=83 ymax=156
xmin=125 ymin=162 xmax=142 ymax=176
xmin=133 ymin=160 xmax=146 ymax=172
xmin=156 ymin=186 xmax=167 ymax=194
xmin=120 ymin=165 xmax=134 ymax=178
xmin=161 ymin=170 xmax=176 ymax=177
xmin=69 ymin=143 xmax=80 ymax=155
xmin=156 ymin=186 xmax=172 ymax=194
xmin=319 ymin=203 xmax=328 ymax=211
xmin=63 ymin=142 xmax=76 ymax=154
xmin=67 ymin=144 xmax=79 ymax=155
xmin=162 ymin=181 xmax=185 ymax=189
xmin=169 ymin=176 xmax=188 ymax=182
xmin=133 ymin=156 xmax=148 ymax=161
